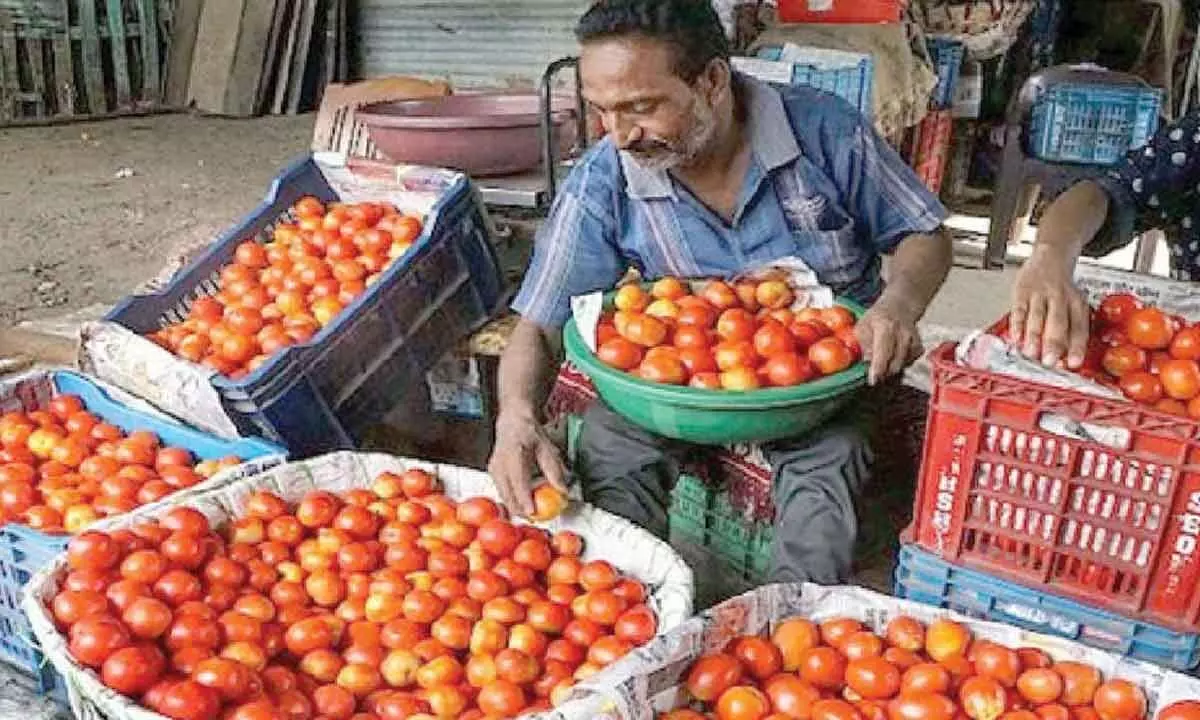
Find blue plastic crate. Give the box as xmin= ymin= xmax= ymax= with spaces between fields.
xmin=894 ymin=544 xmax=1200 ymax=671
xmin=927 ymin=38 xmax=964 ymax=109
xmin=754 ymin=47 xmax=874 ymax=117
xmin=0 ymin=370 xmax=283 ymax=702
xmin=1029 ymin=83 xmax=1163 ymax=165
xmin=106 ymin=156 xmax=505 ymax=457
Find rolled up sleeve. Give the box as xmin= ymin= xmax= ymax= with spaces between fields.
xmin=511 ymin=159 xmax=624 ymax=328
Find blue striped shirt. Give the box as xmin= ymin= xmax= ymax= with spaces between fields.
xmin=513 ymin=76 xmax=948 ymax=327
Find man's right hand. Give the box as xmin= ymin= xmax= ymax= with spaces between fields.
xmin=1009 ymin=248 xmax=1092 ymax=369
xmin=487 ymin=410 xmax=568 ymax=518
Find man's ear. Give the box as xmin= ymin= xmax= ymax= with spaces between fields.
xmin=696 ymin=58 xmax=732 ymax=107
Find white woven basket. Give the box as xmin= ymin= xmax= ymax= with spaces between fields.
xmin=22 ymin=451 xmax=695 ymax=720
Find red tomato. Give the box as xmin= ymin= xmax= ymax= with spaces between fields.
xmin=101 ymin=644 xmax=164 ymax=696
xmin=686 ymin=653 xmax=745 ymax=703
xmin=1170 ymin=327 xmax=1200 ymax=360
xmin=1127 ymin=308 xmax=1174 ymax=350
xmin=1092 ymin=680 xmax=1146 ymax=720
xmin=753 ymin=324 xmax=796 ymax=358
xmin=1101 ymin=345 xmax=1147 ymax=378
xmin=808 ymin=338 xmax=855 ymax=376
xmin=1160 ymin=359 xmax=1200 ymax=400
xmin=597 ymin=338 xmax=644 ymax=371
xmin=845 ymin=657 xmax=902 ymax=700
xmin=69 ymin=614 xmax=133 ymax=667
xmin=1120 ymin=371 xmax=1164 ymax=404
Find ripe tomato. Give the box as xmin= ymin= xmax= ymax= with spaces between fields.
xmin=598 ymin=337 xmax=645 ymax=370
xmin=754 ymin=323 xmax=796 ymax=358
xmin=973 ymin=641 xmax=1022 ymax=687
xmin=925 ymin=618 xmax=970 ymax=662
xmin=764 ymin=674 xmax=820 ymax=718
xmin=701 ymin=281 xmax=740 ymax=310
xmin=1092 ymin=680 xmax=1146 ymax=720
xmin=756 ymin=280 xmax=794 ymax=310
xmin=845 ymin=656 xmax=902 ymax=700
xmin=639 ymin=352 xmax=688 ymax=385
xmin=717 ymin=309 xmax=758 ymax=342
xmin=158 ymin=679 xmax=221 ymax=720
xmin=1127 ymin=308 xmax=1174 ymax=350
xmin=732 ymin=636 xmax=783 ymax=681
xmin=887 ymin=693 xmax=957 ymax=720
xmin=68 ymin=530 xmax=120 ymax=571
xmin=52 ymin=589 xmax=109 ymax=626
xmin=614 ymin=604 xmax=657 ymax=646
xmin=808 ymin=338 xmax=855 ymax=376
xmin=772 ymin=618 xmax=821 ymax=672
xmin=1060 ymin=662 xmax=1104 ymax=705
xmin=715 ymin=686 xmax=770 ymax=720
xmin=715 ymin=341 xmax=760 ymax=372
xmin=1158 ymin=702 xmax=1200 ymax=720
xmin=1098 ymin=294 xmax=1141 ymax=326
xmin=1170 ymin=326 xmax=1200 ymax=360
xmin=1101 ymin=345 xmax=1147 ymax=378
xmin=1159 ymin=359 xmax=1200 ymax=400
xmin=1016 ymin=667 xmax=1063 ymax=704
xmin=1120 ymin=371 xmax=1164 ymax=404
xmin=810 ymin=699 xmax=865 ymax=720
xmin=123 ymin=597 xmax=173 ymax=639
xmin=798 ymin=646 xmax=846 ymax=690
xmin=763 ymin=353 xmax=815 ymax=387
xmin=69 ymin=614 xmax=133 ymax=668
xmin=101 ymin=644 xmax=164 ymax=696
xmin=901 ymin=663 xmax=950 ymax=695
xmin=478 ymin=679 xmax=527 ymax=717
xmin=960 ymin=676 xmax=1008 ymax=720
xmin=621 ymin=313 xmax=669 ymax=347
xmin=885 ymin=616 xmax=925 ymax=652
xmin=841 ymin=631 xmax=884 ymax=661
xmin=686 ymin=653 xmax=745 ymax=703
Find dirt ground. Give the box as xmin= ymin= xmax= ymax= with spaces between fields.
xmin=0 ymin=113 xmax=312 ymax=325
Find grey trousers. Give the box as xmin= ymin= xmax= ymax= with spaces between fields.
xmin=576 ymin=401 xmax=872 ymax=584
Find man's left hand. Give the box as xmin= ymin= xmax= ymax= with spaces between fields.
xmin=855 ymin=297 xmax=923 ymax=386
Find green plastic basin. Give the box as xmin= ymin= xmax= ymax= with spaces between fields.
xmin=563 ymin=295 xmax=869 ymax=445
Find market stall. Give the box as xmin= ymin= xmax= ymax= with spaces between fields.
xmin=1 ymin=1 xmax=1199 ymax=719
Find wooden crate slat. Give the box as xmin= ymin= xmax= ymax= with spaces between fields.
xmin=104 ymin=0 xmax=130 ymax=106
xmin=26 ymin=33 xmax=45 ymax=115
xmin=52 ymin=0 xmax=73 ymax=114
xmin=135 ymin=0 xmax=158 ymax=102
xmin=76 ymin=0 xmax=105 ymax=113
xmin=0 ymin=13 xmax=20 ymax=120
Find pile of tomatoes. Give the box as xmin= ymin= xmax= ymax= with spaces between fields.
xmin=667 ymin=614 xmax=1193 ymax=720
xmin=48 ymin=470 xmax=660 ymax=720
xmin=0 ymin=393 xmax=242 ymax=534
xmin=1072 ymin=294 xmax=1200 ymax=417
xmin=149 ymin=197 xmax=424 ymax=380
xmin=594 ymin=278 xmax=861 ymax=390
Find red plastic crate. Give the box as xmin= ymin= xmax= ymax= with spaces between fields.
xmin=778 ymin=0 xmax=905 ymax=24
xmin=913 ymin=333 xmax=1200 ymax=633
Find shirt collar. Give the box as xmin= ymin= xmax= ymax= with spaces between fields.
xmin=620 ymin=74 xmax=802 ymax=200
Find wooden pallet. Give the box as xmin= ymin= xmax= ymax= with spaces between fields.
xmin=0 ymin=0 xmax=162 ymax=123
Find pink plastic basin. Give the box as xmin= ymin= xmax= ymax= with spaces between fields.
xmin=356 ymin=92 xmax=577 ymax=177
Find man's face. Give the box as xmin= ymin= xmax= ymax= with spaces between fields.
xmin=580 ymin=36 xmax=720 ymax=171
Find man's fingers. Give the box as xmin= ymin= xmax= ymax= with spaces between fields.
xmin=535 ymin=439 xmax=569 ymax=493
xmin=888 ymin=329 xmax=915 ymax=378
xmin=1041 ymin=293 xmax=1071 ymax=367
xmin=1066 ymin=293 xmax=1092 ymax=369
xmin=494 ymin=447 xmax=535 ymax=517
xmin=855 ymin=320 xmax=875 ymax=360
xmin=1010 ymin=294 xmax=1029 ymax=346
xmin=1022 ymin=294 xmax=1048 ymax=359
xmin=869 ymin=321 xmax=893 ymax=386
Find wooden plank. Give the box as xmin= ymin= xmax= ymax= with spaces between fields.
xmin=254 ymin=0 xmax=291 ymax=113
xmin=270 ymin=0 xmax=301 ymax=115
xmin=320 ymin=0 xmax=334 ymax=89
xmin=77 ymin=0 xmax=106 ymax=113
xmin=135 ymin=0 xmax=160 ymax=103
xmin=284 ymin=0 xmax=314 ymax=114
xmin=187 ymin=0 xmax=246 ymax=113
xmin=164 ymin=0 xmax=202 ymax=106
xmin=104 ymin=0 xmax=131 ymax=107
xmin=26 ymin=36 xmax=45 ymax=116
xmin=222 ymin=0 xmax=276 ymax=116
xmin=52 ymin=0 xmax=75 ymax=115
xmin=0 ymin=13 xmax=19 ymax=121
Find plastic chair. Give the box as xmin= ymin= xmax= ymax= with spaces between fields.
xmin=985 ymin=65 xmax=1157 ymax=269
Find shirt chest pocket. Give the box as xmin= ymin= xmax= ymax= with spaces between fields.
xmin=779 ymin=191 xmax=867 ymax=289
